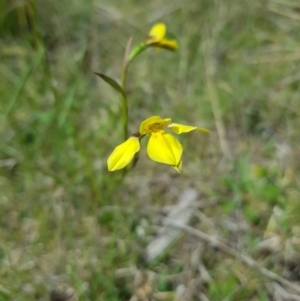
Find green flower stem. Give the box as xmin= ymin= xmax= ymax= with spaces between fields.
xmin=120 ymin=67 xmax=128 ymax=141
xmin=119 ymin=43 xmax=146 ymax=176
xmin=120 ymin=40 xmax=148 ymax=140
xmin=120 ymin=38 xmax=134 ymax=141
xmin=129 ymin=43 xmax=147 ymax=62
xmin=119 ymin=43 xmax=130 ymax=178
xmin=120 ymin=42 xmax=147 ymax=141
xmin=118 ymin=41 xmax=149 ymax=176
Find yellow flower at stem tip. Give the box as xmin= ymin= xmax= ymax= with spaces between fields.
xmin=107 ymin=116 xmax=210 ymax=172
xmin=146 ymin=23 xmax=178 ymax=51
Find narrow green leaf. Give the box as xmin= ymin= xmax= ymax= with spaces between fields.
xmin=95 ymin=73 xmax=125 ymax=96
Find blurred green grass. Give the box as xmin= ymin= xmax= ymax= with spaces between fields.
xmin=1 ymin=0 xmax=300 ymax=300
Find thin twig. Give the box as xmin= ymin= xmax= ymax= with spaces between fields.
xmin=122 ymin=37 xmax=133 ymax=77
xmin=120 ymin=37 xmax=133 ymax=141
xmin=202 ymin=32 xmax=230 ymax=157
xmin=206 ymin=75 xmax=230 ymax=156
xmin=267 ymin=3 xmax=300 ymax=21
xmin=272 ymin=283 xmax=300 ymax=301
xmin=168 ymin=221 xmax=300 ymax=295
xmin=145 ymin=189 xmax=197 ymax=262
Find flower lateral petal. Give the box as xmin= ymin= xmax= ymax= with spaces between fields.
xmin=159 ymin=39 xmax=179 ymax=51
xmin=147 ymin=132 xmax=182 ymax=166
xmin=107 ymin=137 xmax=140 ymax=171
xmin=196 ymin=128 xmax=211 ymax=134
xmin=168 ymin=123 xmax=210 ymax=134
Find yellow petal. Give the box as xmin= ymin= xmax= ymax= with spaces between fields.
xmin=147 ymin=132 xmax=182 ymax=166
xmin=146 ymin=23 xmax=166 ymax=44
xmin=158 ymin=39 xmax=179 ymax=51
xmin=168 ymin=123 xmax=210 ymax=134
xmin=107 ymin=137 xmax=140 ymax=171
xmin=139 ymin=116 xmax=172 ymax=134
xmin=196 ymin=128 xmax=211 ymax=134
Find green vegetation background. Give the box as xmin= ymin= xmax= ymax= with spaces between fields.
xmin=1 ymin=0 xmax=300 ymax=300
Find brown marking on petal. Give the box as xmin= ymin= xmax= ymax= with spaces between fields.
xmin=132 ymin=132 xmax=141 ymax=137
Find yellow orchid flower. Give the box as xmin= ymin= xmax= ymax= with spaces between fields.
xmin=107 ymin=116 xmax=209 ymax=172
xmin=129 ymin=23 xmax=178 ymax=61
xmin=146 ymin=23 xmax=178 ymax=51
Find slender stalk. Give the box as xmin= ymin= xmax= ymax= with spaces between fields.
xmin=120 ymin=69 xmax=129 ymax=141
xmin=118 ymin=38 xmax=146 ymax=177
xmin=120 ymin=38 xmax=132 ymax=141
xmin=118 ymin=39 xmax=132 ymax=179
xmin=169 ymin=221 xmax=300 ymax=295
